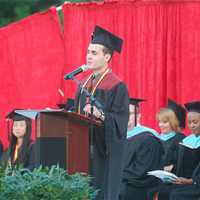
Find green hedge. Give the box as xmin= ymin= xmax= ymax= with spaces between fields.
xmin=0 ymin=165 xmax=98 ymax=200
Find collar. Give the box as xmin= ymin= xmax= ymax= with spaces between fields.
xmin=159 ymin=131 xmax=176 ymax=141
xmin=182 ymin=134 xmax=200 ymax=149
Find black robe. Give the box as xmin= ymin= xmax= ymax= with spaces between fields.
xmin=0 ymin=143 xmax=36 ymax=170
xmin=75 ymin=71 xmax=129 ymax=200
xmin=147 ymin=133 xmax=185 ymax=200
xmin=176 ymin=144 xmax=200 ymax=177
xmin=169 ymin=162 xmax=200 ymax=200
xmin=148 ymin=143 xmax=200 ymax=200
xmin=119 ymin=131 xmax=163 ymax=200
xmin=169 ymin=184 xmax=200 ymax=200
xmin=161 ymin=133 xmax=185 ymax=173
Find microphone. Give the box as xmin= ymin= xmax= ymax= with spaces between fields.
xmin=64 ymin=64 xmax=89 ymax=80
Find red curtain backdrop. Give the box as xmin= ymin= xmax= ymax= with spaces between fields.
xmin=62 ymin=1 xmax=200 ymax=134
xmin=1 ymin=1 xmax=200 ymax=147
xmin=0 ymin=7 xmax=64 ymax=147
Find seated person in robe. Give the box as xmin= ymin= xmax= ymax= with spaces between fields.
xmin=168 ymin=100 xmax=200 ymax=200
xmin=127 ymin=98 xmax=159 ymax=138
xmin=119 ymin=98 xmax=163 ymax=200
xmin=158 ymin=99 xmax=186 ymax=173
xmin=148 ymin=100 xmax=200 ymax=200
xmin=0 ymin=111 xmax=36 ymax=170
xmin=170 ymin=161 xmax=200 ymax=200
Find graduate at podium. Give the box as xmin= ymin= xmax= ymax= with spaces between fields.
xmin=74 ymin=25 xmax=129 ymax=200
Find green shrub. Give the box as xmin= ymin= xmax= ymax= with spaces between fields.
xmin=0 ymin=165 xmax=98 ymax=200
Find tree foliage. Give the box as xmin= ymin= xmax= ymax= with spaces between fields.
xmin=0 ymin=0 xmax=90 ymax=27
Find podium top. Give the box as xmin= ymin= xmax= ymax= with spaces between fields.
xmin=13 ymin=109 xmax=102 ymax=126
xmin=13 ymin=109 xmax=63 ymax=120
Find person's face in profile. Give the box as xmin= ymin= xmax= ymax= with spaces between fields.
xmin=158 ymin=119 xmax=172 ymax=134
xmin=187 ymin=112 xmax=200 ymax=135
xmin=12 ymin=120 xmax=27 ymax=139
xmin=128 ymin=104 xmax=140 ymax=129
xmin=86 ymin=43 xmax=111 ymax=71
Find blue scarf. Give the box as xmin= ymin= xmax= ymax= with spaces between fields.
xmin=182 ymin=134 xmax=200 ymax=149
xmin=159 ymin=131 xmax=176 ymax=141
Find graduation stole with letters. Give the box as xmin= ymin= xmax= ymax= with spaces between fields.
xmin=78 ymin=67 xmax=110 ymax=114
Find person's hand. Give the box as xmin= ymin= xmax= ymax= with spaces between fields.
xmin=173 ymin=177 xmax=193 ymax=185
xmin=83 ymin=104 xmax=104 ymax=120
xmin=164 ymin=165 xmax=174 ymax=172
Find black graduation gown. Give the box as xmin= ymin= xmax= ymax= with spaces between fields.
xmin=169 ymin=184 xmax=200 ymax=200
xmin=147 ymin=133 xmax=185 ymax=200
xmin=161 ymin=133 xmax=185 ymax=173
xmin=119 ymin=132 xmax=163 ymax=200
xmin=0 ymin=143 xmax=36 ymax=170
xmin=176 ymin=144 xmax=200 ymax=177
xmin=75 ymin=72 xmax=129 ymax=200
xmin=148 ymin=144 xmax=200 ymax=200
xmin=169 ymin=162 xmax=200 ymax=200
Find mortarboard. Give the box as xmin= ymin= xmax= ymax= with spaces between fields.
xmin=129 ymin=98 xmax=145 ymax=126
xmin=167 ymin=99 xmax=186 ymax=128
xmin=6 ymin=109 xmax=33 ymax=121
xmin=129 ymin=98 xmax=145 ymax=108
xmin=184 ymin=101 xmax=200 ymax=113
xmin=57 ymin=98 xmax=75 ymax=111
xmin=91 ymin=25 xmax=123 ymax=53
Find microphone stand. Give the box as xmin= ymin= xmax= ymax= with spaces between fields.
xmin=89 ymin=92 xmax=95 ymax=168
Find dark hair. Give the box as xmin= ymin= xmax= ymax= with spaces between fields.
xmin=8 ymin=118 xmax=32 ymax=166
xmin=102 ymin=46 xmax=113 ymax=58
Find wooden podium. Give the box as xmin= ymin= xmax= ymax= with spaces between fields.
xmin=34 ymin=110 xmax=101 ymax=174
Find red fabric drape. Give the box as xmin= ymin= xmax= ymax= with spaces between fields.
xmin=62 ymin=1 xmax=200 ymax=134
xmin=1 ymin=1 xmax=200 ymax=147
xmin=0 ymin=7 xmax=64 ymax=147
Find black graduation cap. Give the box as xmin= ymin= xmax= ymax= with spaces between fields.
xmin=167 ymin=99 xmax=186 ymax=128
xmin=129 ymin=98 xmax=145 ymax=108
xmin=184 ymin=101 xmax=200 ymax=113
xmin=6 ymin=109 xmax=32 ymax=121
xmin=91 ymin=25 xmax=123 ymax=53
xmin=129 ymin=98 xmax=145 ymax=126
xmin=57 ymin=98 xmax=75 ymax=111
